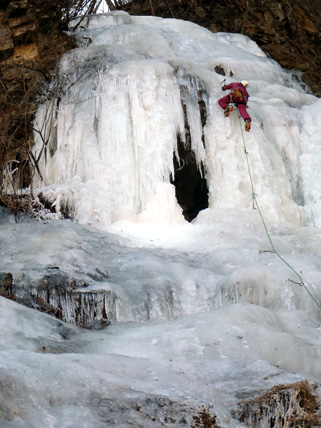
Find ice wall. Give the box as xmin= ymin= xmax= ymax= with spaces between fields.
xmin=33 ymin=11 xmax=319 ymax=229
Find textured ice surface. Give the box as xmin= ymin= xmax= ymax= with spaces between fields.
xmin=1 ymin=214 xmax=321 ymax=427
xmin=1 ymin=208 xmax=321 ymax=426
xmin=1 ymin=11 xmax=321 ymax=428
xmin=32 ymin=12 xmax=318 ymax=229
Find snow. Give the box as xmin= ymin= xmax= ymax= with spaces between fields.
xmin=1 ymin=11 xmax=321 ymax=427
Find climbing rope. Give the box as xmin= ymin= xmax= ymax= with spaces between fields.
xmin=238 ymin=115 xmax=321 ymax=311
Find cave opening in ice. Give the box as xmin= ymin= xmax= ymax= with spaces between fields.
xmin=171 ymin=134 xmax=209 ymax=222
xmin=170 ymin=85 xmax=209 ymax=222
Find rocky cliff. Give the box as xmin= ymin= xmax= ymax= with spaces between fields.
xmin=121 ymin=0 xmax=321 ymax=96
xmin=0 ymin=0 xmax=74 ymax=199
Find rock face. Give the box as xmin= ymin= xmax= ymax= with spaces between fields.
xmin=234 ymin=381 xmax=320 ymax=427
xmin=121 ymin=0 xmax=321 ymax=96
xmin=0 ymin=269 xmax=113 ymax=329
xmin=0 ymin=272 xmax=13 ymax=298
xmin=0 ymin=0 xmax=74 ymax=192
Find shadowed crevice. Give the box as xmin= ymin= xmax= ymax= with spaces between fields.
xmin=171 ymin=101 xmax=209 ymax=222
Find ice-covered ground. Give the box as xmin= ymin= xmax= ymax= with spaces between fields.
xmin=1 ymin=206 xmax=321 ymax=427
xmin=1 ymin=11 xmax=321 ymax=427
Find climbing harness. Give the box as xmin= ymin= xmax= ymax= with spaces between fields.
xmin=238 ymin=115 xmax=321 ymax=311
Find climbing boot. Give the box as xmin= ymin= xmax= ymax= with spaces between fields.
xmin=224 ymin=106 xmax=234 ymax=117
xmin=245 ymin=119 xmax=251 ymax=132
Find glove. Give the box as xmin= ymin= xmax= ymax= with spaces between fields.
xmin=222 ymin=85 xmax=227 ymax=91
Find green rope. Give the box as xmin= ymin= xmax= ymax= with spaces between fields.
xmin=238 ymin=115 xmax=321 ymax=311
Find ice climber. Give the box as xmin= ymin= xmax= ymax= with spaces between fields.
xmin=218 ymin=80 xmax=251 ymax=132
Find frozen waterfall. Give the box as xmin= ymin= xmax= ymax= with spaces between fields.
xmin=1 ymin=11 xmax=321 ymax=428
xmin=32 ymin=11 xmax=320 ymax=229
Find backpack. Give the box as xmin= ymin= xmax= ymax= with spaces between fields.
xmin=230 ymin=85 xmax=248 ymax=104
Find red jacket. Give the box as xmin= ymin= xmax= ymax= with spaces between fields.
xmin=222 ymin=82 xmax=249 ymax=105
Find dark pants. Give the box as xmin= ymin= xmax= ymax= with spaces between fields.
xmin=218 ymin=95 xmax=251 ymax=122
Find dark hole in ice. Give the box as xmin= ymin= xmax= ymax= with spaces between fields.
xmin=171 ymin=95 xmax=209 ymax=222
xmin=171 ymin=135 xmax=209 ymax=222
